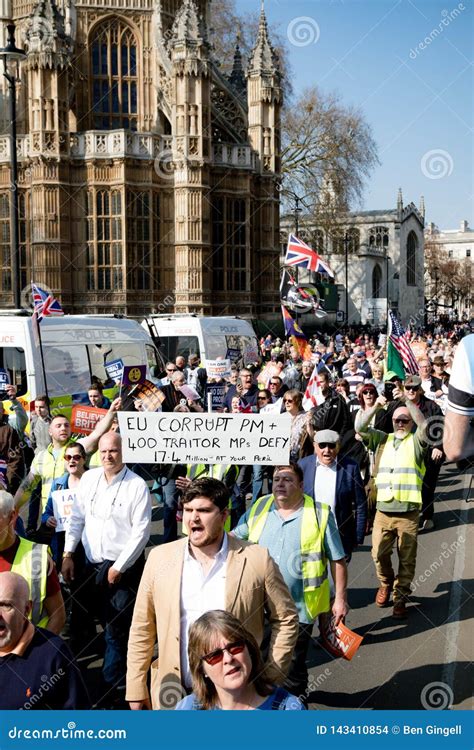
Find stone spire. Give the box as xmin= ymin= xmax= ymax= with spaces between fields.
xmin=229 ymin=35 xmax=246 ymax=97
xmin=397 ymin=187 xmax=403 ymax=219
xmin=248 ymin=0 xmax=279 ymax=76
xmin=25 ymin=0 xmax=69 ymax=68
xmin=419 ymin=195 xmax=425 ymax=219
xmin=171 ymin=0 xmax=205 ymax=46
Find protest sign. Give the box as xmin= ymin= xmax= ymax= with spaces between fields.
xmin=243 ymin=345 xmax=259 ymax=364
xmin=122 ymin=365 xmax=147 ymax=387
xmin=206 ymin=383 xmax=226 ymax=411
xmin=0 ymin=368 xmax=10 ymax=392
xmin=71 ymin=405 xmax=108 ymax=435
xmin=257 ymin=362 xmax=279 ymax=386
xmin=179 ymin=384 xmax=201 ymax=402
xmin=320 ymin=618 xmax=363 ymax=660
xmin=121 ymin=380 xmax=165 ymax=412
xmin=105 ymin=359 xmax=124 ymax=382
xmin=51 ymin=488 xmax=77 ymax=532
xmin=226 ymin=348 xmax=241 ymax=364
xmin=118 ymin=412 xmax=291 ymax=465
xmin=205 ymin=359 xmax=231 ymax=379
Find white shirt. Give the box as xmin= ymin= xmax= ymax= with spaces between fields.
xmin=180 ymin=534 xmax=228 ymax=688
xmin=65 ymin=466 xmax=152 ymax=572
xmin=314 ymin=459 xmax=338 ymax=514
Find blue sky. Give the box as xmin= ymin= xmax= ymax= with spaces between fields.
xmin=235 ymin=0 xmax=473 ymax=229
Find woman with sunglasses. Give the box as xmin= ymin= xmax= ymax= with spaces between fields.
xmin=255 ymin=388 xmax=273 ymax=413
xmin=283 ymin=389 xmax=308 ymax=463
xmin=41 ymin=443 xmax=88 ymax=568
xmin=175 ymin=610 xmax=304 ymax=711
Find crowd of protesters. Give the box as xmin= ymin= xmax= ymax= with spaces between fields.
xmin=0 ymin=319 xmax=472 ymax=710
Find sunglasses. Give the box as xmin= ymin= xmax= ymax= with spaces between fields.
xmin=257 ymin=396 xmax=268 ymax=401
xmin=394 ymin=417 xmax=411 ymax=425
xmin=362 ymin=390 xmax=376 ymax=396
xmin=405 ymin=386 xmax=419 ymax=392
xmin=167 ymin=368 xmax=177 ymax=373
xmin=201 ymin=640 xmax=246 ymax=665
xmin=284 ymin=399 xmax=294 ymax=404
xmin=270 ymin=382 xmax=279 ymax=386
xmin=64 ymin=454 xmax=82 ymax=462
xmin=317 ymin=442 xmax=336 ymax=449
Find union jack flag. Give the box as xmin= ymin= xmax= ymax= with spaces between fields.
xmin=388 ymin=311 xmax=418 ymax=375
xmin=285 ymin=234 xmax=335 ymax=278
xmin=32 ymin=283 xmax=64 ymax=322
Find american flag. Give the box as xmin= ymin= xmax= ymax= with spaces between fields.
xmin=388 ymin=311 xmax=418 ymax=375
xmin=285 ymin=234 xmax=335 ymax=278
xmin=32 ymin=283 xmax=64 ymax=322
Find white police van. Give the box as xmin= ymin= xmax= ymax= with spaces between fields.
xmin=0 ymin=312 xmax=163 ymax=415
xmin=142 ymin=315 xmax=260 ymax=368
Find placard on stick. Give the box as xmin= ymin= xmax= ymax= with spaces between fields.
xmin=118 ymin=412 xmax=292 ymax=465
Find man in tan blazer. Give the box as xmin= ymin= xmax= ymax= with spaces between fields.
xmin=126 ymin=477 xmax=299 ymax=709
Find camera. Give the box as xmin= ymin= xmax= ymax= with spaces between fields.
xmin=384 ymin=382 xmax=396 ymax=401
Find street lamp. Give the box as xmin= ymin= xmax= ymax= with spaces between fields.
xmin=0 ymin=23 xmax=26 ymax=309
xmin=343 ymin=231 xmax=349 ymax=323
xmin=386 ymin=253 xmax=391 ymax=324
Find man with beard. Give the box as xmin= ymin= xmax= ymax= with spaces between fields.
xmin=126 ymin=477 xmax=298 ymax=709
xmin=357 ymin=396 xmax=427 ymax=619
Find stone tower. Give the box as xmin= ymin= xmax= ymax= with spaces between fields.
xmin=0 ymin=0 xmax=282 ymax=318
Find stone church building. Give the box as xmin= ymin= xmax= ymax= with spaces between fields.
xmin=281 ymin=189 xmax=426 ymax=328
xmin=0 ymin=0 xmax=282 ymax=316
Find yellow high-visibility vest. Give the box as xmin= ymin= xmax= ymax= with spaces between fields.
xmin=187 ymin=464 xmax=231 ymax=482
xmin=375 ymin=433 xmax=425 ymax=505
xmin=11 ymin=537 xmax=49 ymax=628
xmin=247 ymin=494 xmax=331 ymax=620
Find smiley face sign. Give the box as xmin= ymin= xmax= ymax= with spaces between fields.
xmin=122 ymin=365 xmax=147 ymax=387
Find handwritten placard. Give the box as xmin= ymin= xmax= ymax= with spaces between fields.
xmin=118 ymin=412 xmax=292 ymax=466
xmin=51 ymin=488 xmax=78 ymax=532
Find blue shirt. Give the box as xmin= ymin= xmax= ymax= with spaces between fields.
xmin=175 ymin=687 xmax=305 ymax=711
xmin=233 ymin=497 xmax=345 ymax=624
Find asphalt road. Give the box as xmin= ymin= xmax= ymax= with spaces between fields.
xmin=77 ymin=462 xmax=473 ymax=711
xmin=305 ymin=462 xmax=473 ymax=711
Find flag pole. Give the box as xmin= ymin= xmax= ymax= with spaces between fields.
xmin=31 ymin=282 xmax=50 ymax=404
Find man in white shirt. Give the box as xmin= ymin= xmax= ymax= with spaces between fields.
xmin=444 ymin=333 xmax=474 ymax=461
xmin=126 ymin=477 xmax=298 ymax=709
xmin=62 ymin=431 xmax=151 ymax=706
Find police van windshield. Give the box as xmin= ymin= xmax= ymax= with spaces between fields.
xmin=0 ymin=347 xmax=27 ymax=398
xmin=158 ymin=336 xmax=200 ymax=362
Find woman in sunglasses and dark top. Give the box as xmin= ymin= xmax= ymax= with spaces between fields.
xmin=175 ymin=610 xmax=304 ymax=711
xmin=41 ymin=442 xmax=88 ymax=568
xmin=283 ymin=389 xmax=309 ymax=463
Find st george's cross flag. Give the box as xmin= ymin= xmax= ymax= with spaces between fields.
xmin=285 ymin=234 xmax=335 ymax=278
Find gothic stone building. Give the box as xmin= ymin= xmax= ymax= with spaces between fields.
xmin=281 ymin=189 xmax=425 ymax=328
xmin=0 ymin=0 xmax=281 ymax=316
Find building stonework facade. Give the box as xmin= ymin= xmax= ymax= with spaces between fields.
xmin=0 ymin=0 xmax=281 ymax=317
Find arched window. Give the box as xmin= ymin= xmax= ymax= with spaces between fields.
xmin=407 ymin=231 xmax=417 ymax=286
xmin=369 ymin=226 xmax=389 ymax=248
xmin=372 ymin=264 xmax=382 ymax=298
xmin=90 ymin=20 xmax=138 ymax=130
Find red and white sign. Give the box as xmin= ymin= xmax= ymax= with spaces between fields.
xmin=70 ymin=405 xmax=108 ymax=435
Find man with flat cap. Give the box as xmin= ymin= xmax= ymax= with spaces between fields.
xmin=298 ymin=429 xmax=367 ymax=559
xmin=356 ymin=393 xmax=428 ymax=619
